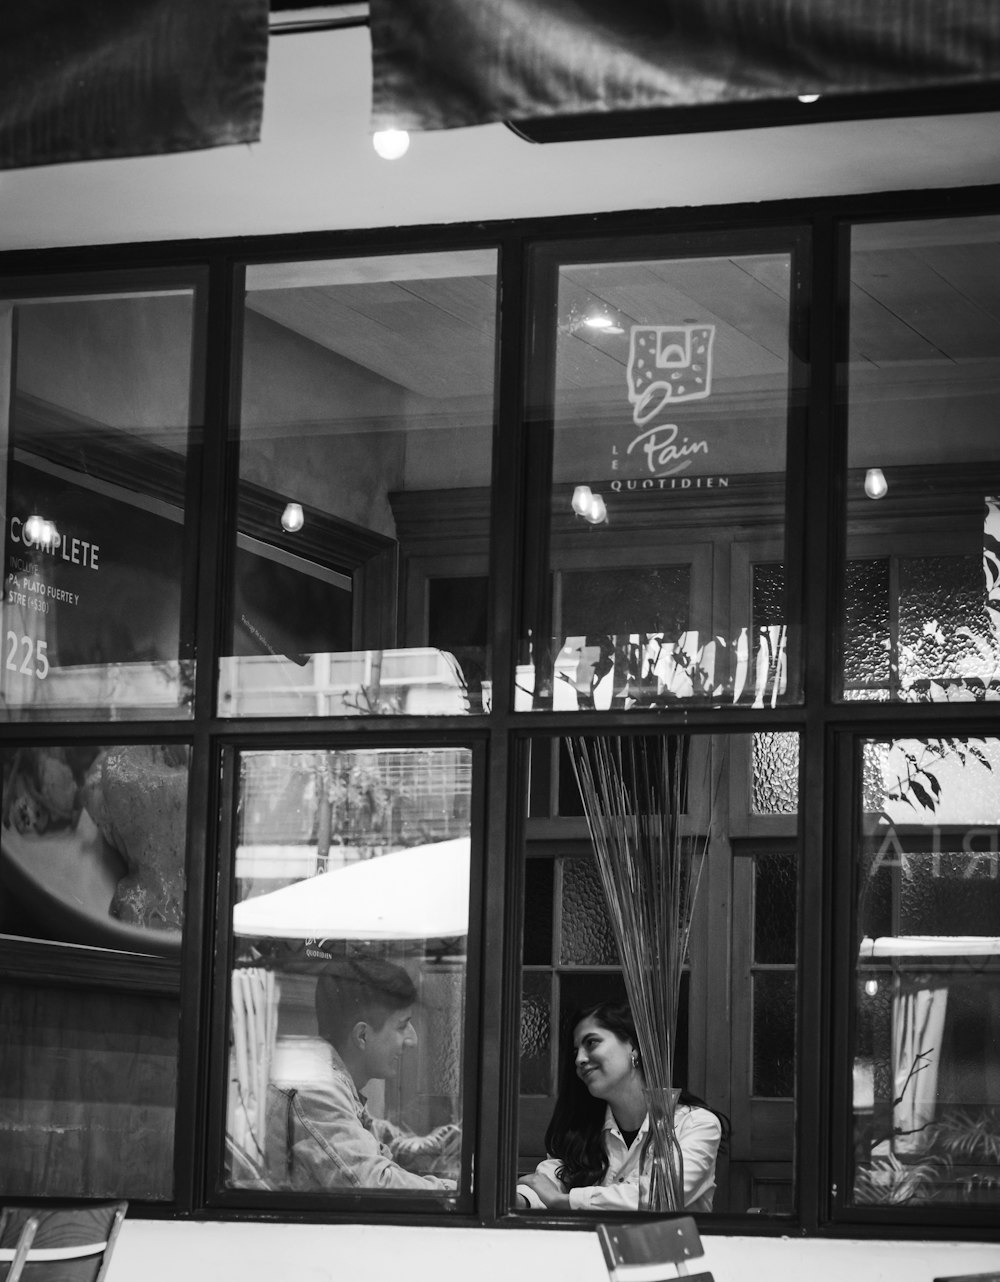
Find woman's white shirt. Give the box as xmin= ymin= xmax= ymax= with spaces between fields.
xmin=516 ymin=1104 xmax=721 ymax=1212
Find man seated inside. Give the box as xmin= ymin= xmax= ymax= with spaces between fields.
xmin=265 ymin=956 xmax=461 ymax=1191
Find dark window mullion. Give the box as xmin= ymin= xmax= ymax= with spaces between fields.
xmin=175 ymin=253 xmax=243 ymax=1213
xmin=797 ymin=210 xmax=848 ymax=1231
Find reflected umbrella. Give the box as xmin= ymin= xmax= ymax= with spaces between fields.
xmin=232 ymin=836 xmax=470 ymax=941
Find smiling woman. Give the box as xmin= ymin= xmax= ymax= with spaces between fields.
xmin=515 ymin=1002 xmax=724 ymax=1213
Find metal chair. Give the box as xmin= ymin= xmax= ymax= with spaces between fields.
xmin=597 ymin=1215 xmax=714 ymax=1282
xmin=0 ymin=1202 xmax=127 ymax=1282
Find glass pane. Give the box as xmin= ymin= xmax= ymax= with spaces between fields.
xmin=0 ymin=980 xmax=177 ymax=1200
xmin=522 ymin=859 xmax=553 ymax=965
xmin=220 ymin=251 xmax=498 ymax=716
xmin=560 ymin=565 xmax=691 ymax=637
xmin=0 ymin=281 xmax=200 ymax=719
xmin=841 ymin=215 xmax=1000 ymax=704
xmin=752 ymin=971 xmax=796 ymax=1098
xmin=852 ymin=734 xmax=1000 ymax=1207
xmin=754 ymin=853 xmax=798 ymax=965
xmin=520 ymin=246 xmax=797 ymax=711
xmin=225 ymin=746 xmax=471 ymax=1200
xmin=0 ymin=742 xmax=189 ymax=1200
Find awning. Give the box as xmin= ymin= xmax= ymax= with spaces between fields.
xmin=0 ymin=0 xmax=269 ymax=170
xmin=369 ymin=0 xmax=1000 ymax=136
xmin=232 ymin=836 xmax=470 ymax=940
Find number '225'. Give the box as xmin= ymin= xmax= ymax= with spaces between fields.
xmin=5 ymin=632 xmax=49 ymax=680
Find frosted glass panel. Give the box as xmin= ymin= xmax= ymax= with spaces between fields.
xmin=751 ymin=732 xmax=799 ymax=815
xmin=560 ymin=857 xmax=618 ymax=966
xmin=898 ymin=555 xmax=993 ymax=694
xmin=519 ymin=972 xmax=551 ymax=1095
xmin=843 ymin=559 xmax=890 ymax=693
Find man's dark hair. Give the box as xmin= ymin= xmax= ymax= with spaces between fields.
xmin=314 ymin=957 xmax=416 ymax=1048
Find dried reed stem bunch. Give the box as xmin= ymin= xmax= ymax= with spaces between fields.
xmin=567 ymin=733 xmax=716 ymax=1210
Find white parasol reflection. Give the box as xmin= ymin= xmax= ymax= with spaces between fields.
xmin=232 ymin=836 xmax=470 ymax=941
xmin=227 ymin=836 xmax=470 ymax=1185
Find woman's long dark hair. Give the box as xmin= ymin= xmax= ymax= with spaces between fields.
xmin=544 ymin=1001 xmax=729 ymax=1190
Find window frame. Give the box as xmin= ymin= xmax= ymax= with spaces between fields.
xmin=0 ymin=186 xmax=997 ymax=1236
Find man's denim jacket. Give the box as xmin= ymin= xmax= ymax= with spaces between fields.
xmin=264 ymin=1043 xmax=457 ymax=1191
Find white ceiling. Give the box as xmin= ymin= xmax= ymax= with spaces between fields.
xmin=0 ymin=24 xmax=998 ymax=252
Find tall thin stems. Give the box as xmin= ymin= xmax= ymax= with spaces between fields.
xmin=567 ymin=734 xmax=716 ymax=1211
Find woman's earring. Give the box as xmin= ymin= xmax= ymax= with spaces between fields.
xmin=630 ymin=1049 xmax=640 ymax=1070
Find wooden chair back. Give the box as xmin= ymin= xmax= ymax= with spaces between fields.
xmin=597 ymin=1216 xmax=714 ymax=1282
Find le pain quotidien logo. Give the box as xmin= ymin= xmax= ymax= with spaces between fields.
xmin=607 ymin=323 xmax=729 ymax=495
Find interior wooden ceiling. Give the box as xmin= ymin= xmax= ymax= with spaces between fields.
xmin=246 ymin=216 xmax=1000 ymax=405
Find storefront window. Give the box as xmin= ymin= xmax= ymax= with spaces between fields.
xmin=3 ymin=200 xmax=1000 ymax=1232
xmin=852 ymin=734 xmax=1000 ymax=1207
xmin=0 ymin=279 xmax=202 ymax=720
xmin=219 ymin=251 xmax=498 ymax=717
xmin=840 ymin=215 xmax=1000 ymax=702
xmin=0 ymin=742 xmax=190 ymax=1199
xmin=519 ymin=241 xmax=801 ymax=711
xmin=518 ymin=732 xmax=798 ymax=1216
xmin=224 ymin=746 xmax=472 ymax=1204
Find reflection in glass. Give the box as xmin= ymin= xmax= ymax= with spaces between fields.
xmin=852 ymin=735 xmax=1000 ymax=1206
xmin=521 ymin=248 xmax=796 ymax=711
xmin=225 ymin=746 xmax=470 ymax=1198
xmin=842 ymin=216 xmax=1000 ymax=704
xmin=0 ymin=741 xmax=188 ymax=1201
xmin=0 ymin=744 xmax=189 ymax=953
xmin=220 ymin=251 xmax=498 ymax=717
xmin=0 ymin=285 xmax=199 ymax=719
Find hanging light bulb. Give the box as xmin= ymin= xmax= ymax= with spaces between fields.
xmin=797 ymin=93 xmax=821 ymax=104
xmin=586 ymin=493 xmax=608 ymax=524
xmin=372 ymin=129 xmax=410 ymax=160
xmin=24 ymin=514 xmax=59 ymax=547
xmin=864 ymin=978 xmax=879 ymax=998
xmin=571 ymin=485 xmax=594 ymax=516
xmin=864 ymin=468 xmax=888 ymax=500
xmin=281 ymin=502 xmax=305 ymax=533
